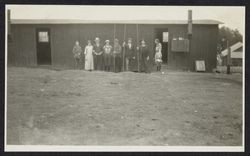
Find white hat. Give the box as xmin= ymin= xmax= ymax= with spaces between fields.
xmin=95 ymin=37 xmax=100 ymax=41
xmin=105 ymin=40 xmax=110 ymax=43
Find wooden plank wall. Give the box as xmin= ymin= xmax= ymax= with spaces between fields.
xmin=189 ymin=25 xmax=218 ymax=72
xmin=8 ymin=25 xmax=37 ymax=66
xmin=8 ymin=23 xmax=218 ymax=71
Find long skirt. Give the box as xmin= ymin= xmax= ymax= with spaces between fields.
xmin=140 ymin=57 xmax=150 ymax=73
xmin=85 ymin=54 xmax=94 ymax=70
xmin=94 ymin=54 xmax=103 ymax=70
xmin=130 ymin=57 xmax=139 ymax=72
xmin=104 ymin=54 xmax=112 ymax=67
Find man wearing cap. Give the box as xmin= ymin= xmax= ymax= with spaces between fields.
xmin=93 ymin=37 xmax=103 ymax=70
xmin=122 ymin=38 xmax=135 ymax=71
xmin=103 ymin=40 xmax=113 ymax=71
xmin=113 ymin=38 xmax=122 ymax=72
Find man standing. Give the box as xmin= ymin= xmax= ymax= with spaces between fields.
xmin=93 ymin=37 xmax=103 ymax=70
xmin=113 ymin=38 xmax=122 ymax=72
xmin=103 ymin=40 xmax=113 ymax=71
xmin=138 ymin=39 xmax=150 ymax=73
xmin=122 ymin=38 xmax=135 ymax=71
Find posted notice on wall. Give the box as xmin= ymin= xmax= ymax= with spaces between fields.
xmin=195 ymin=60 xmax=206 ymax=72
xmin=163 ymin=32 xmax=169 ymax=42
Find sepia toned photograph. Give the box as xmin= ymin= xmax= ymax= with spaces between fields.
xmin=5 ymin=5 xmax=245 ymax=151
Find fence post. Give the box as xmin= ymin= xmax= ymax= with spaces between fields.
xmin=227 ymin=40 xmax=231 ymax=74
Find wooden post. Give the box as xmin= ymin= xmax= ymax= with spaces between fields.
xmin=113 ymin=24 xmax=116 ymax=72
xmin=123 ymin=24 xmax=126 ymax=71
xmin=136 ymin=24 xmax=140 ymax=72
xmin=227 ymin=40 xmax=231 ymax=74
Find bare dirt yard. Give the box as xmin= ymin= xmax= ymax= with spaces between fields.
xmin=7 ymin=67 xmax=243 ymax=146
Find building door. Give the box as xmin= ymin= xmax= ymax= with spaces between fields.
xmin=154 ymin=29 xmax=169 ymax=63
xmin=36 ymin=28 xmax=52 ymax=65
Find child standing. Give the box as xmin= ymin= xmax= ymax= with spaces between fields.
xmin=72 ymin=40 xmax=83 ymax=69
xmin=154 ymin=39 xmax=162 ymax=71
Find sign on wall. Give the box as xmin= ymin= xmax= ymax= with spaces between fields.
xmin=195 ymin=60 xmax=206 ymax=72
xmin=171 ymin=38 xmax=189 ymax=52
xmin=162 ymin=32 xmax=169 ymax=42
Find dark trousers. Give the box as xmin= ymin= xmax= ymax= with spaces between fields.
xmin=114 ymin=56 xmax=122 ymax=72
xmin=94 ymin=54 xmax=103 ymax=70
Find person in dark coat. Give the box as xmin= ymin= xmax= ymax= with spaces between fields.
xmin=138 ymin=39 xmax=150 ymax=73
xmin=103 ymin=40 xmax=113 ymax=71
xmin=72 ymin=40 xmax=83 ymax=69
xmin=122 ymin=38 xmax=136 ymax=71
xmin=93 ymin=37 xmax=103 ymax=70
xmin=113 ymin=38 xmax=122 ymax=72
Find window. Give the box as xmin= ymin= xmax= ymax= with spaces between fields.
xmin=38 ymin=31 xmax=49 ymax=42
xmin=171 ymin=37 xmax=189 ymax=52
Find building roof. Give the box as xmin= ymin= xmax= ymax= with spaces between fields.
xmin=221 ymin=42 xmax=243 ymax=59
xmin=10 ymin=19 xmax=223 ymax=25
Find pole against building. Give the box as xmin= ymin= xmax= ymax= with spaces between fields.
xmin=122 ymin=24 xmax=126 ymax=72
xmin=113 ymin=24 xmax=116 ymax=72
xmin=136 ymin=24 xmax=139 ymax=72
xmin=227 ymin=40 xmax=231 ymax=74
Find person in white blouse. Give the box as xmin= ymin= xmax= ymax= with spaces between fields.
xmin=84 ymin=40 xmax=94 ymax=71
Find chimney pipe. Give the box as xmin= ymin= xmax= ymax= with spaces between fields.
xmin=188 ymin=10 xmax=192 ymax=35
xmin=7 ymin=9 xmax=11 ymax=35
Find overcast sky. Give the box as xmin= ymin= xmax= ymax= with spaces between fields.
xmin=7 ymin=5 xmax=245 ymax=34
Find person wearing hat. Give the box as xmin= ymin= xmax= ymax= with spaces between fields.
xmin=93 ymin=37 xmax=103 ymax=70
xmin=103 ymin=40 xmax=113 ymax=71
xmin=84 ymin=40 xmax=94 ymax=71
xmin=137 ymin=39 xmax=150 ymax=73
xmin=113 ymin=38 xmax=122 ymax=72
xmin=72 ymin=40 xmax=83 ymax=69
xmin=122 ymin=38 xmax=135 ymax=71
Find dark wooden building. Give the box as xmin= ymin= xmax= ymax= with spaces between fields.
xmin=8 ymin=19 xmax=222 ymax=72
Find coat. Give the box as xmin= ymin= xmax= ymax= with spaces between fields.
xmin=127 ymin=44 xmax=139 ymax=72
xmin=139 ymin=45 xmax=150 ymax=72
xmin=72 ymin=45 xmax=83 ymax=59
xmin=93 ymin=44 xmax=103 ymax=70
xmin=103 ymin=44 xmax=113 ymax=66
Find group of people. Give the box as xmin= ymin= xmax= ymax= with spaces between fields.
xmin=72 ymin=37 xmax=163 ymax=73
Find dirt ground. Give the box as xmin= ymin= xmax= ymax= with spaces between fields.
xmin=6 ymin=66 xmax=243 ymax=146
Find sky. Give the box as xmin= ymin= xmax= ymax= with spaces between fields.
xmin=7 ymin=5 xmax=245 ymax=34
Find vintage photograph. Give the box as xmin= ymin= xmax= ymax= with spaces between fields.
xmin=5 ymin=5 xmax=244 ymax=151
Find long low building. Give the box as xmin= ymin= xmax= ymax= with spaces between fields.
xmin=7 ymin=15 xmax=223 ymax=72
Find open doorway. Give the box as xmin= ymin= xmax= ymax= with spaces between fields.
xmin=154 ymin=28 xmax=169 ymax=63
xmin=36 ymin=28 xmax=52 ymax=65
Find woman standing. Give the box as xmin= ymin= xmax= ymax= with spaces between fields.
xmin=103 ymin=40 xmax=113 ymax=71
xmin=84 ymin=40 xmax=94 ymax=71
xmin=138 ymin=39 xmax=150 ymax=73
xmin=154 ymin=39 xmax=163 ymax=71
